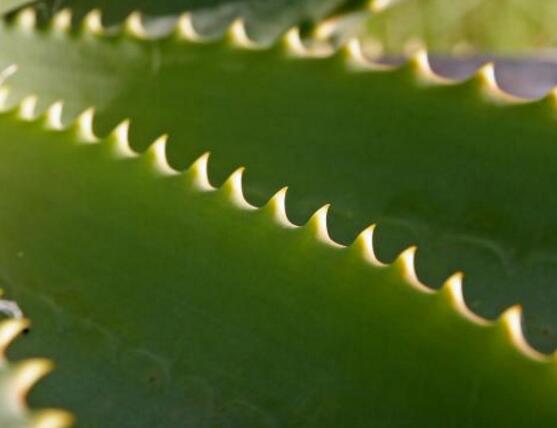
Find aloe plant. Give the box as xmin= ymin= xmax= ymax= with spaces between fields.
xmin=365 ymin=0 xmax=557 ymax=54
xmin=1 ymin=1 xmax=557 ymax=427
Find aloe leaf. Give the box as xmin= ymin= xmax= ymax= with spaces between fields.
xmin=366 ymin=0 xmax=557 ymax=54
xmin=0 ymin=314 xmax=72 ymax=428
xmin=1 ymin=13 xmax=557 ymax=351
xmin=0 ymin=100 xmax=555 ymax=425
xmin=25 ymin=0 xmax=368 ymax=40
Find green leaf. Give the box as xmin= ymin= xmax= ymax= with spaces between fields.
xmin=0 ymin=102 xmax=557 ymax=426
xmin=365 ymin=0 xmax=557 ymax=54
xmin=0 ymin=315 xmax=72 ymax=428
xmin=1 ymin=15 xmax=557 ymax=351
xmin=26 ymin=0 xmax=368 ymax=40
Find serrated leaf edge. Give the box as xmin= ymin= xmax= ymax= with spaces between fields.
xmin=0 ymin=82 xmax=550 ymax=365
xmin=5 ymin=6 xmax=547 ymax=105
xmin=0 ymin=313 xmax=72 ymax=428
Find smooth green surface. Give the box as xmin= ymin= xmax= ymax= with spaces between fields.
xmin=2 ymin=23 xmax=557 ymax=350
xmin=0 ymin=110 xmax=555 ymax=426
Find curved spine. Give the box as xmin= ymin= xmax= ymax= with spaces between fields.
xmin=0 ymin=316 xmax=72 ymax=427
xmin=226 ymin=19 xmax=262 ymax=49
xmin=14 ymin=7 xmax=36 ymax=32
xmin=82 ymin=9 xmax=104 ymax=36
xmin=263 ymin=187 xmax=296 ymax=228
xmin=219 ymin=167 xmax=256 ymax=210
xmin=2 ymin=17 xmax=556 ymax=360
xmin=124 ymin=11 xmax=147 ymax=39
xmin=52 ymin=9 xmax=72 ymax=33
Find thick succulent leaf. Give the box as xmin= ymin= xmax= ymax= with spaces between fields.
xmin=366 ymin=0 xmax=557 ymax=54
xmin=2 ymin=15 xmax=557 ymax=351
xmin=0 ymin=314 xmax=71 ymax=428
xmin=25 ymin=0 xmax=368 ymax=40
xmin=0 ymin=102 xmax=556 ymax=426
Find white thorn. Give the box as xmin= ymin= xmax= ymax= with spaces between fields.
xmin=228 ymin=19 xmax=259 ymax=49
xmin=11 ymin=359 xmax=53 ymax=403
xmin=110 ymin=120 xmax=137 ymax=158
xmin=307 ymin=205 xmax=343 ymax=248
xmin=0 ymin=64 xmax=18 ymax=84
xmin=443 ymin=273 xmax=487 ymax=325
xmin=352 ymin=225 xmax=385 ymax=266
xmin=31 ymin=410 xmax=74 ymax=428
xmin=18 ymin=96 xmax=37 ymax=121
xmin=83 ymin=9 xmax=103 ymax=35
xmin=501 ymin=305 xmax=547 ymax=361
xmin=187 ymin=152 xmax=214 ymax=191
xmin=149 ymin=135 xmax=177 ymax=175
xmin=314 ymin=19 xmax=338 ymax=40
xmin=52 ymin=8 xmax=72 ymax=32
xmin=370 ymin=0 xmax=396 ymax=13
xmin=282 ymin=27 xmax=333 ymax=58
xmin=283 ymin=27 xmax=307 ymax=56
xmin=176 ymin=12 xmax=204 ymax=41
xmin=16 ymin=7 xmax=36 ymax=31
xmin=266 ymin=187 xmax=295 ymax=228
xmin=475 ymin=63 xmax=523 ymax=103
xmin=0 ymin=318 xmax=28 ymax=355
xmin=479 ymin=63 xmax=498 ymax=92
xmin=45 ymin=101 xmax=64 ymax=130
xmin=412 ymin=49 xmax=452 ymax=85
xmin=397 ymin=246 xmax=433 ymax=294
xmin=76 ymin=108 xmax=98 ymax=143
xmin=346 ymin=38 xmax=368 ymax=66
xmin=345 ymin=38 xmax=391 ymax=71
xmin=223 ymin=167 xmax=255 ymax=209
xmin=125 ymin=11 xmax=146 ymax=38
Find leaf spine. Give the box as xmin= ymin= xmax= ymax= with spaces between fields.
xmin=351 ymin=225 xmax=385 ymax=266
xmin=15 ymin=7 xmax=36 ymax=31
xmin=0 ymin=64 xmax=18 ymax=85
xmin=306 ymin=204 xmax=343 ymax=248
xmin=186 ymin=152 xmax=214 ymax=191
xmin=227 ymin=19 xmax=260 ymax=49
xmin=411 ymin=49 xmax=452 ymax=85
xmin=83 ymin=9 xmax=103 ymax=35
xmin=0 ymin=318 xmax=29 ymax=356
xmin=147 ymin=134 xmax=178 ymax=175
xmin=52 ymin=9 xmax=72 ymax=33
xmin=221 ymin=167 xmax=256 ymax=209
xmin=500 ymin=305 xmax=547 ymax=361
xmin=265 ymin=187 xmax=295 ymax=228
xmin=44 ymin=101 xmax=64 ymax=130
xmin=474 ymin=63 xmax=525 ymax=104
xmin=31 ymin=409 xmax=74 ymax=428
xmin=10 ymin=359 xmax=53 ymax=406
xmin=108 ymin=119 xmax=137 ymax=158
xmin=175 ymin=12 xmax=204 ymax=42
xmin=441 ymin=272 xmax=488 ymax=325
xmin=344 ymin=38 xmax=391 ymax=70
xmin=125 ymin=11 xmax=146 ymax=39
xmin=395 ymin=246 xmax=434 ymax=293
xmin=18 ymin=95 xmax=37 ymax=121
xmin=75 ymin=107 xmax=98 ymax=143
